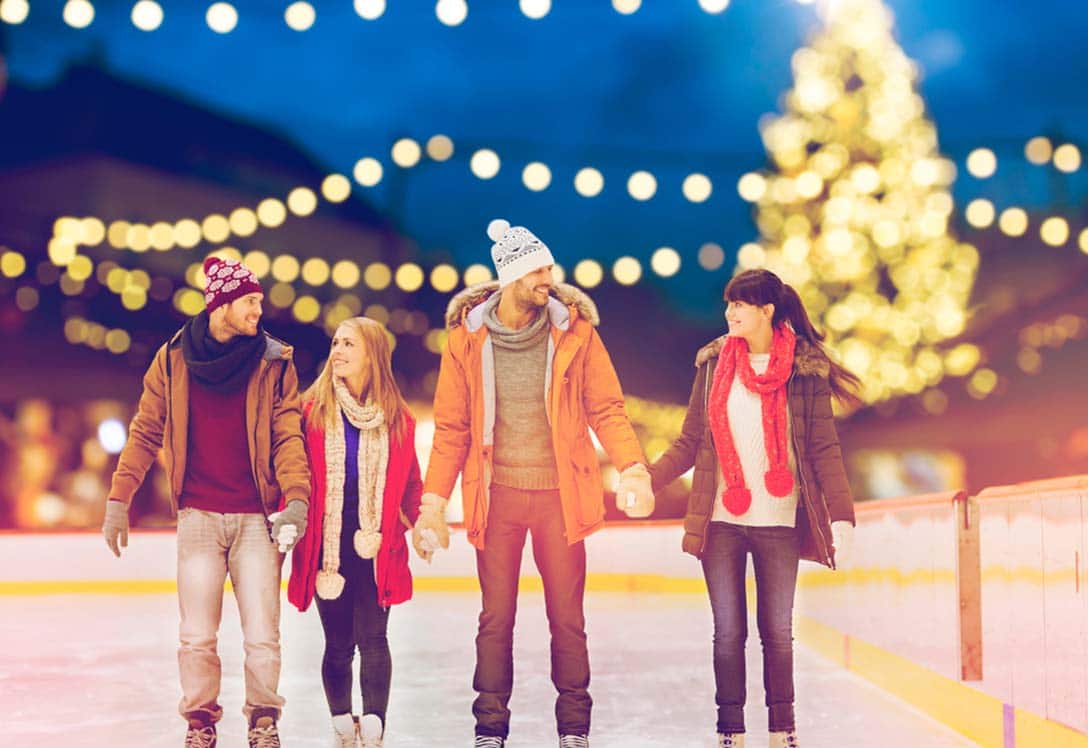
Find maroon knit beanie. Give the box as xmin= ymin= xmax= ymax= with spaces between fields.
xmin=203 ymin=256 xmax=262 ymax=314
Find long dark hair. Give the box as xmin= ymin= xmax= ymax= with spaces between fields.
xmin=724 ymin=269 xmax=862 ymax=408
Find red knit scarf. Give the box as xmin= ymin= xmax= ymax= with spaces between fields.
xmin=708 ymin=325 xmax=797 ymax=515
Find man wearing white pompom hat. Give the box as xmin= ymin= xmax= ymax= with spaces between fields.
xmin=417 ymin=218 xmax=654 ymax=747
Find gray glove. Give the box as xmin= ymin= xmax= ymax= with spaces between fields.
xmin=102 ymin=500 xmax=130 ymax=558
xmin=269 ymin=500 xmax=308 ymax=552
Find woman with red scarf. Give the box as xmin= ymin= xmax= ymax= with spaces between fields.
xmin=649 ymin=269 xmax=861 ymax=748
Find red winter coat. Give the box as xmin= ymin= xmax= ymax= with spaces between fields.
xmin=287 ymin=403 xmax=423 ymax=611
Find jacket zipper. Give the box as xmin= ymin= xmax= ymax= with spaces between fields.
xmin=252 ymin=367 xmax=269 ymax=520
xmin=166 ymin=347 xmax=176 ymax=509
xmin=699 ymin=363 xmax=713 ymax=556
xmin=789 ymin=372 xmax=833 ymax=568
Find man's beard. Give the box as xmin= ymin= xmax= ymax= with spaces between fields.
xmin=517 ymin=285 xmax=550 ymax=311
xmin=227 ymin=315 xmax=258 ymax=336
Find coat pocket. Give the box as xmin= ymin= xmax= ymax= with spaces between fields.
xmin=569 ymin=440 xmax=604 ymax=526
xmin=382 ymin=535 xmax=412 ymax=605
xmin=460 ymin=477 xmax=483 ymax=538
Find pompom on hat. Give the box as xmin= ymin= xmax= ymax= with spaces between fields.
xmin=487 ymin=218 xmax=556 ymax=288
xmin=202 ymin=256 xmax=262 ymax=314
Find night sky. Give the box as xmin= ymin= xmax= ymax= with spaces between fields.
xmin=4 ymin=0 xmax=1088 ymax=320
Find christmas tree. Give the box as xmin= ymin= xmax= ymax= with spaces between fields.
xmin=739 ymin=0 xmax=979 ymax=406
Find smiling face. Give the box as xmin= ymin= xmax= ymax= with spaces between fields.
xmin=329 ymin=322 xmax=368 ymax=385
xmin=217 ymin=292 xmax=264 ymax=337
xmin=725 ymin=298 xmax=773 ymax=342
xmin=509 ymin=264 xmax=554 ymax=311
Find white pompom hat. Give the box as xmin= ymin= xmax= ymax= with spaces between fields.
xmin=487 ymin=218 xmax=556 ymax=288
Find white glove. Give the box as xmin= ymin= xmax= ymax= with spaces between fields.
xmin=415 ymin=493 xmax=450 ymax=547
xmin=412 ymin=526 xmax=441 ymax=563
xmin=267 ymin=513 xmax=297 ymax=553
xmin=615 ymin=463 xmax=654 ymax=518
xmin=412 ymin=493 xmax=450 ymax=562
xmin=831 ymin=520 xmax=854 ymax=568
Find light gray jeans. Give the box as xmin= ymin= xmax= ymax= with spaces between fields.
xmin=176 ymin=508 xmax=285 ymax=723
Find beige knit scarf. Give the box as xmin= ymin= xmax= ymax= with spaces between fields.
xmin=314 ymin=377 xmax=389 ymax=601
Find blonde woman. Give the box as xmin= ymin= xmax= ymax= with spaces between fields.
xmin=287 ymin=317 xmax=447 ymax=748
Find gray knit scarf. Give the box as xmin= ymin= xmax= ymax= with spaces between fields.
xmin=482 ymin=292 xmax=549 ymax=350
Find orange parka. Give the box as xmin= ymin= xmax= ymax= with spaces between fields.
xmin=422 ymin=282 xmax=645 ymax=549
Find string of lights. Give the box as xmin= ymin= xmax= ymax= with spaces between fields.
xmin=7 ymin=0 xmax=1088 ymax=410
xmin=35 ymin=133 xmax=1087 ymax=266
xmin=0 ymin=0 xmax=742 ymax=33
xmin=7 ymin=227 xmax=1072 ymax=415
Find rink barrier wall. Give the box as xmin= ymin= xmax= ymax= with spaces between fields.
xmin=795 ymin=475 xmax=1088 ymax=748
xmin=6 ymin=476 xmax=1088 ymax=747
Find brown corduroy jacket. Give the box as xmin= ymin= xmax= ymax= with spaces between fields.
xmin=107 ymin=328 xmax=310 ymax=516
xmin=648 ymin=338 xmax=855 ymax=568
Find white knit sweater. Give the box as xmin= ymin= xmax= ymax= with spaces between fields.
xmin=712 ymin=352 xmax=800 ymax=527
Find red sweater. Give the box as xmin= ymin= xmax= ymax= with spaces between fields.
xmin=287 ymin=404 xmax=423 ymax=611
xmin=181 ymin=378 xmax=262 ymax=514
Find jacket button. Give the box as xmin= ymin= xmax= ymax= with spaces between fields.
xmin=583 ymin=466 xmax=590 ymax=475
xmin=563 ymin=377 xmax=569 ymax=384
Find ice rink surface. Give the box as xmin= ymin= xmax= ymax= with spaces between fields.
xmin=2 ymin=590 xmax=977 ymax=747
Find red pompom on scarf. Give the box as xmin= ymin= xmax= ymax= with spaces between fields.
xmin=707 ymin=325 xmax=797 ymax=515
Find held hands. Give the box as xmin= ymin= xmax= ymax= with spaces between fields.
xmin=412 ymin=493 xmax=450 ymax=562
xmin=411 ymin=526 xmax=442 ymax=563
xmin=615 ymin=463 xmax=655 ymax=518
xmin=831 ymin=520 xmax=854 ymax=568
xmin=102 ymin=499 xmax=130 ymax=557
xmin=268 ymin=500 xmax=308 ymax=553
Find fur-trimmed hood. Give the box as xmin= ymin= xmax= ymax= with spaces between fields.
xmin=444 ymin=281 xmax=600 ymax=331
xmin=693 ymin=335 xmax=831 ymax=378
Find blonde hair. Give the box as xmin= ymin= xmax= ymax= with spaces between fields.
xmin=303 ymin=317 xmax=410 ymax=441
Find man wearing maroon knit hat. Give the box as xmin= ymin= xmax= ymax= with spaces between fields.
xmin=102 ymin=255 xmax=310 ymax=748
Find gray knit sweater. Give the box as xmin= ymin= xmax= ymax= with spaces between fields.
xmin=483 ymin=296 xmax=560 ymax=490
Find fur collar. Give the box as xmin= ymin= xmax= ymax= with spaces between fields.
xmin=444 ymin=281 xmax=600 ymax=330
xmin=694 ymin=335 xmax=830 ymax=378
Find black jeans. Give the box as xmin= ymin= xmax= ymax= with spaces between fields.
xmin=701 ymin=521 xmax=800 ymax=734
xmin=473 ymin=485 xmax=592 ymax=738
xmin=315 ymin=553 xmax=391 ymax=724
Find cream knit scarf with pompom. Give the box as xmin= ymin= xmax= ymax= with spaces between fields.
xmin=315 ymin=377 xmax=389 ymax=601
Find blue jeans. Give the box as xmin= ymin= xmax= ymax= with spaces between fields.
xmin=472 ymin=485 xmax=591 ymax=738
xmin=701 ymin=521 xmax=800 ymax=734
